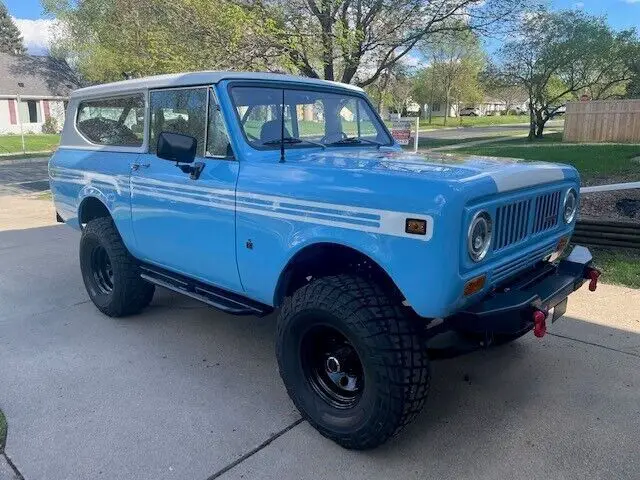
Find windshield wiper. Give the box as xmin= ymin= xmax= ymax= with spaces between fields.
xmin=330 ymin=137 xmax=383 ymax=147
xmin=263 ymin=137 xmax=326 ymax=149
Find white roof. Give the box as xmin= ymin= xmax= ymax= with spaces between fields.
xmin=71 ymin=71 xmax=364 ymax=98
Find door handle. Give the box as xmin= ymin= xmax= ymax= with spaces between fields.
xmin=131 ymin=163 xmax=150 ymax=171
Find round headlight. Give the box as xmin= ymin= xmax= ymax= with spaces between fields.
xmin=468 ymin=211 xmax=493 ymax=262
xmin=563 ymin=188 xmax=578 ymax=223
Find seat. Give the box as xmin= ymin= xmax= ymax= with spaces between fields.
xmin=260 ymin=120 xmax=290 ymax=144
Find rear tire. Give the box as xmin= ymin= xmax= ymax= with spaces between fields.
xmin=276 ymin=274 xmax=430 ymax=450
xmin=79 ymin=217 xmax=154 ymax=317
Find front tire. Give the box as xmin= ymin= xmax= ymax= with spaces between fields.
xmin=276 ymin=275 xmax=430 ymax=450
xmin=79 ymin=217 xmax=154 ymax=317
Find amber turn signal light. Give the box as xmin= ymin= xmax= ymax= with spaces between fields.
xmin=463 ymin=275 xmax=486 ymax=296
xmin=405 ymin=218 xmax=427 ymax=235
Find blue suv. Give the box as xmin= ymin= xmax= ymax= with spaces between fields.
xmin=49 ymin=72 xmax=598 ymax=449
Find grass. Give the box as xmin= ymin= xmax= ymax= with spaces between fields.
xmin=455 ymin=132 xmax=640 ymax=183
xmin=0 ymin=134 xmax=60 ymax=155
xmin=418 ymin=114 xmax=533 ymax=129
xmin=591 ymin=248 xmax=640 ymax=289
xmin=0 ymin=409 xmax=6 ymax=452
xmin=36 ymin=190 xmax=52 ymax=201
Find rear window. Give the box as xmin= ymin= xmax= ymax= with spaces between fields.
xmin=76 ymin=95 xmax=145 ymax=147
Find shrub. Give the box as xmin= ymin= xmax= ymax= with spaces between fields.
xmin=42 ymin=117 xmax=59 ymax=134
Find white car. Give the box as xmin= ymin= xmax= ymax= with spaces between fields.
xmin=460 ymin=107 xmax=481 ymax=116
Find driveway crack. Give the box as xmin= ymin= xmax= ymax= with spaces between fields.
xmin=205 ymin=418 xmax=304 ymax=480
xmin=549 ymin=332 xmax=640 ymax=359
xmin=2 ymin=452 xmax=26 ymax=480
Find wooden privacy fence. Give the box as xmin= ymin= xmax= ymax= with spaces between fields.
xmin=564 ymin=99 xmax=640 ymax=143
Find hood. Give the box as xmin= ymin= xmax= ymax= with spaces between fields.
xmin=295 ymin=149 xmax=578 ymax=193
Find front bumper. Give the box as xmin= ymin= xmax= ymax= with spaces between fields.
xmin=448 ymin=246 xmax=598 ymax=337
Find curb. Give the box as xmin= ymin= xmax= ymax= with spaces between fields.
xmin=0 ymin=156 xmax=50 ymax=166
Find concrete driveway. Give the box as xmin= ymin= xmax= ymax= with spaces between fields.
xmin=0 ymin=197 xmax=639 ymax=480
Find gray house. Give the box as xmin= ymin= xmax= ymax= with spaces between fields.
xmin=0 ymin=53 xmax=81 ymax=134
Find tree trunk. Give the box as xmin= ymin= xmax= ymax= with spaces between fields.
xmin=444 ymin=92 xmax=450 ymax=126
xmin=535 ymin=110 xmax=547 ymax=138
xmin=528 ymin=98 xmax=536 ymax=141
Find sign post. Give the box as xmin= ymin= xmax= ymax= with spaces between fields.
xmin=391 ymin=116 xmax=419 ymax=153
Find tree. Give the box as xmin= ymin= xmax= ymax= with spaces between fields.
xmin=246 ymin=0 xmax=524 ymax=87
xmin=411 ymin=67 xmax=441 ymax=124
xmin=480 ymin=65 xmax=528 ymax=113
xmin=44 ymin=0 xmax=277 ymax=83
xmin=0 ymin=2 xmax=26 ymax=55
xmin=626 ymin=59 xmax=640 ymax=98
xmin=498 ymin=10 xmax=638 ymax=139
xmin=419 ymin=30 xmax=485 ymax=125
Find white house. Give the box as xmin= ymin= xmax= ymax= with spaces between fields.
xmin=0 ymin=53 xmax=81 ymax=134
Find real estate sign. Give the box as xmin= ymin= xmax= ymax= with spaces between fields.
xmin=391 ymin=117 xmax=419 ymax=152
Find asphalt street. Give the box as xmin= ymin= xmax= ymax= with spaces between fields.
xmin=418 ymin=119 xmax=564 ymax=140
xmin=0 ymin=196 xmax=639 ymax=480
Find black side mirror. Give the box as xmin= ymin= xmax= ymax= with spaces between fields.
xmin=157 ymin=132 xmax=196 ymax=164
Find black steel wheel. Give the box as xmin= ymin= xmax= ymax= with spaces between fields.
xmin=277 ymin=274 xmax=430 ymax=450
xmin=90 ymin=244 xmax=114 ymax=295
xmin=301 ymin=325 xmax=364 ymax=409
xmin=80 ymin=217 xmax=155 ymax=317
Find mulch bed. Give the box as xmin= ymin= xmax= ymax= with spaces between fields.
xmin=580 ymin=188 xmax=640 ymax=224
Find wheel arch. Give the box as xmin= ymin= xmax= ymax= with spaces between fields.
xmin=273 ymin=241 xmax=404 ymax=308
xmin=78 ymin=195 xmax=112 ymax=226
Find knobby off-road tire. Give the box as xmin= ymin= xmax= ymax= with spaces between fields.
xmin=276 ymin=274 xmax=430 ymax=450
xmin=79 ymin=217 xmax=154 ymax=317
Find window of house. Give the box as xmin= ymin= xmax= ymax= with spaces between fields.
xmin=19 ymin=100 xmax=41 ymax=123
xmin=76 ymin=95 xmax=145 ymax=146
xmin=149 ymin=88 xmax=207 ymax=157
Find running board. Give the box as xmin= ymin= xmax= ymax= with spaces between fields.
xmin=140 ymin=265 xmax=273 ymax=317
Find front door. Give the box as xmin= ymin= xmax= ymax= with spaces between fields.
xmin=130 ymin=86 xmax=242 ymax=293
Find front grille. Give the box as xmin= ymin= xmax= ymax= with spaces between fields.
xmin=494 ymin=199 xmax=531 ymax=251
xmin=492 ymin=190 xmax=562 ymax=252
xmin=532 ymin=190 xmax=561 ymax=234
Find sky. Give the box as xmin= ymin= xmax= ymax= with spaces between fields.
xmin=4 ymin=0 xmax=640 ymax=55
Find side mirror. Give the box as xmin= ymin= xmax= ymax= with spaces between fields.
xmin=157 ymin=132 xmax=196 ymax=164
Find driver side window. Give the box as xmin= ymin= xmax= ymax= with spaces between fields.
xmin=149 ymin=88 xmax=207 ymax=157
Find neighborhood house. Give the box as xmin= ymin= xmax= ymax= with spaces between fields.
xmin=0 ymin=53 xmax=81 ymax=134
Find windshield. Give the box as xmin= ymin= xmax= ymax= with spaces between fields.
xmin=230 ymin=86 xmax=393 ymax=149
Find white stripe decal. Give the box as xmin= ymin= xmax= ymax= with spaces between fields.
xmin=489 ymin=167 xmax=565 ymax=193
xmin=52 ymin=169 xmax=434 ymax=241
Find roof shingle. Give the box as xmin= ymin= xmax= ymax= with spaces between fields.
xmin=0 ymin=53 xmax=82 ymax=97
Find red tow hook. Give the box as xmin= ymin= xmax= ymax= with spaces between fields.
xmin=533 ymin=310 xmax=547 ymax=338
xmin=585 ymin=267 xmax=601 ymax=292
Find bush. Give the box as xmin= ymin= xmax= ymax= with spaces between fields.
xmin=42 ymin=117 xmax=59 ymax=134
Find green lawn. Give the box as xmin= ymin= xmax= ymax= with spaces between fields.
xmin=592 ymin=248 xmax=640 ymax=289
xmin=418 ymin=114 xmax=532 ymax=129
xmin=0 ymin=409 xmax=6 ymax=451
xmin=0 ymin=134 xmax=60 ymax=154
xmin=455 ymin=133 xmax=640 ymax=183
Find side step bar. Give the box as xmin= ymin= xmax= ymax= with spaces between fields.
xmin=140 ymin=265 xmax=273 ymax=317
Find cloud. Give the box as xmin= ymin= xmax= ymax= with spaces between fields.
xmin=12 ymin=18 xmax=57 ymax=55
xmin=622 ymin=0 xmax=640 ymax=3
xmin=573 ymin=2 xmax=585 ymax=9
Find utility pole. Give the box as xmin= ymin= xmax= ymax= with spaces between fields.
xmin=16 ymin=93 xmax=26 ymax=154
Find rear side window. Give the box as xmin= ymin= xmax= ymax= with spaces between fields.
xmin=149 ymin=88 xmax=207 ymax=157
xmin=76 ymin=95 xmax=145 ymax=146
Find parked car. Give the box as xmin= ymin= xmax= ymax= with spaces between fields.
xmin=49 ymin=72 xmax=599 ymax=450
xmin=459 ymin=106 xmax=481 ymax=116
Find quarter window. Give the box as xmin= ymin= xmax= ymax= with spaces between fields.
xmin=76 ymin=95 xmax=145 ymax=146
xmin=149 ymin=88 xmax=207 ymax=157
xmin=206 ymin=91 xmax=233 ymax=158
